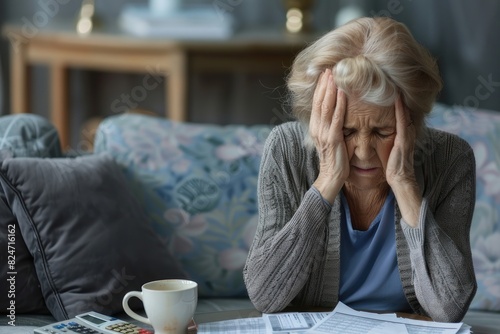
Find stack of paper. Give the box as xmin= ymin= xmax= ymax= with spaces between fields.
xmin=118 ymin=4 xmax=235 ymax=39
xmin=304 ymin=302 xmax=472 ymax=334
xmin=197 ymin=302 xmax=472 ymax=334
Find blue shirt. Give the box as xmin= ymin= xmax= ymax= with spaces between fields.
xmin=339 ymin=190 xmax=412 ymax=312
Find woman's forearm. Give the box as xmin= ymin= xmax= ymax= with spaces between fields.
xmin=392 ymin=181 xmax=422 ymax=228
xmin=402 ymin=200 xmax=476 ymax=322
xmin=244 ymin=188 xmax=331 ymax=313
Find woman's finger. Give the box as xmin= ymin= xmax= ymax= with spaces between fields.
xmin=310 ymin=70 xmax=328 ymax=132
xmin=320 ymin=70 xmax=336 ymax=128
xmin=330 ymin=88 xmax=346 ymax=139
xmin=395 ymin=96 xmax=412 ymax=135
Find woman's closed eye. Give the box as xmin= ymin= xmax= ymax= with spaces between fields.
xmin=376 ymin=130 xmax=395 ymax=138
xmin=343 ymin=128 xmax=355 ymax=138
xmin=342 ymin=128 xmax=395 ymax=139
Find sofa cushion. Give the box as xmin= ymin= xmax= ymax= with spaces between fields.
xmin=95 ymin=114 xmax=272 ymax=297
xmin=0 ymin=114 xmax=63 ymax=159
xmin=0 ymin=153 xmax=186 ymax=321
xmin=0 ymin=114 xmax=62 ymax=316
xmin=428 ymin=103 xmax=500 ymax=311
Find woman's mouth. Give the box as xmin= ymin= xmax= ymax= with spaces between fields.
xmin=352 ymin=166 xmax=379 ymax=175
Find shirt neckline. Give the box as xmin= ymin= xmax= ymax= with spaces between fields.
xmin=341 ymin=189 xmax=395 ymax=233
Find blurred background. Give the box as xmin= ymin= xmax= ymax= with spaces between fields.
xmin=0 ymin=0 xmax=499 ymax=150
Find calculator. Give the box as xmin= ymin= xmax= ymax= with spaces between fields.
xmin=33 ymin=311 xmax=153 ymax=334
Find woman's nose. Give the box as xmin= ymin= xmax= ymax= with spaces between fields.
xmin=354 ymin=136 xmax=375 ymax=161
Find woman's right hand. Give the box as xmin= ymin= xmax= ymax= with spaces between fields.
xmin=310 ymin=68 xmax=349 ymax=204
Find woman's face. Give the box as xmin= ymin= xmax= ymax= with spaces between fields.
xmin=343 ymin=99 xmax=396 ymax=191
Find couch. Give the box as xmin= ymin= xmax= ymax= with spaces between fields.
xmin=0 ymin=102 xmax=499 ymax=333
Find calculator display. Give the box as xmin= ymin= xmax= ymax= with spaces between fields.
xmin=80 ymin=314 xmax=107 ymax=325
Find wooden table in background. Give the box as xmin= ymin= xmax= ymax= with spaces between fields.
xmin=2 ymin=21 xmax=318 ymax=149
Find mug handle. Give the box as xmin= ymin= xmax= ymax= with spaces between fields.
xmin=122 ymin=291 xmax=152 ymax=325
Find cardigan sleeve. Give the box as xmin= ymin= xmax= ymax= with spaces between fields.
xmin=401 ymin=139 xmax=477 ymax=322
xmin=243 ymin=125 xmax=332 ymax=313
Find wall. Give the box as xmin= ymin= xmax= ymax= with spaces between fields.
xmin=369 ymin=0 xmax=500 ymax=113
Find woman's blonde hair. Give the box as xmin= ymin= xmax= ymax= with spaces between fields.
xmin=287 ymin=17 xmax=442 ymax=135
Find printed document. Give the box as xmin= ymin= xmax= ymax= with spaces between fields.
xmin=197 ymin=312 xmax=329 ymax=334
xmin=307 ymin=302 xmax=471 ymax=334
xmin=196 ymin=302 xmax=471 ymax=333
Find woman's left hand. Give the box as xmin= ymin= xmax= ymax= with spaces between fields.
xmin=385 ymin=97 xmax=417 ymax=188
xmin=386 ymin=97 xmax=422 ymax=227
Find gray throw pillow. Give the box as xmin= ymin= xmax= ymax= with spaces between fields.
xmin=0 ymin=192 xmax=49 ymax=315
xmin=0 ymin=113 xmax=63 ymax=316
xmin=0 ymin=153 xmax=186 ymax=321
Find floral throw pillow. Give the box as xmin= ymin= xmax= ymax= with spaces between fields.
xmin=428 ymin=103 xmax=500 ymax=311
xmin=95 ymin=114 xmax=273 ymax=297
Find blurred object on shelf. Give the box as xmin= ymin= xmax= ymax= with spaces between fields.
xmin=76 ymin=0 xmax=97 ymax=36
xmin=334 ymin=0 xmax=365 ymax=27
xmin=119 ymin=3 xmax=234 ymax=39
xmin=283 ymin=0 xmax=315 ymax=33
xmin=149 ymin=0 xmax=182 ymax=16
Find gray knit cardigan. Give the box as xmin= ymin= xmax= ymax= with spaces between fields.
xmin=243 ymin=121 xmax=477 ymax=322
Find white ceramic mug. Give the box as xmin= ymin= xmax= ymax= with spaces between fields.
xmin=122 ymin=279 xmax=198 ymax=334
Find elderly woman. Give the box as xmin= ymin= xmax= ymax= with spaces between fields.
xmin=243 ymin=17 xmax=476 ymax=322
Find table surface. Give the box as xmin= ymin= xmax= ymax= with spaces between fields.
xmin=3 ymin=19 xmax=324 ymax=51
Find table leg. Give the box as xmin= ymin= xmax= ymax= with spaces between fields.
xmin=167 ymin=50 xmax=187 ymax=122
xmin=10 ymin=43 xmax=30 ymax=114
xmin=51 ymin=64 xmax=70 ymax=150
